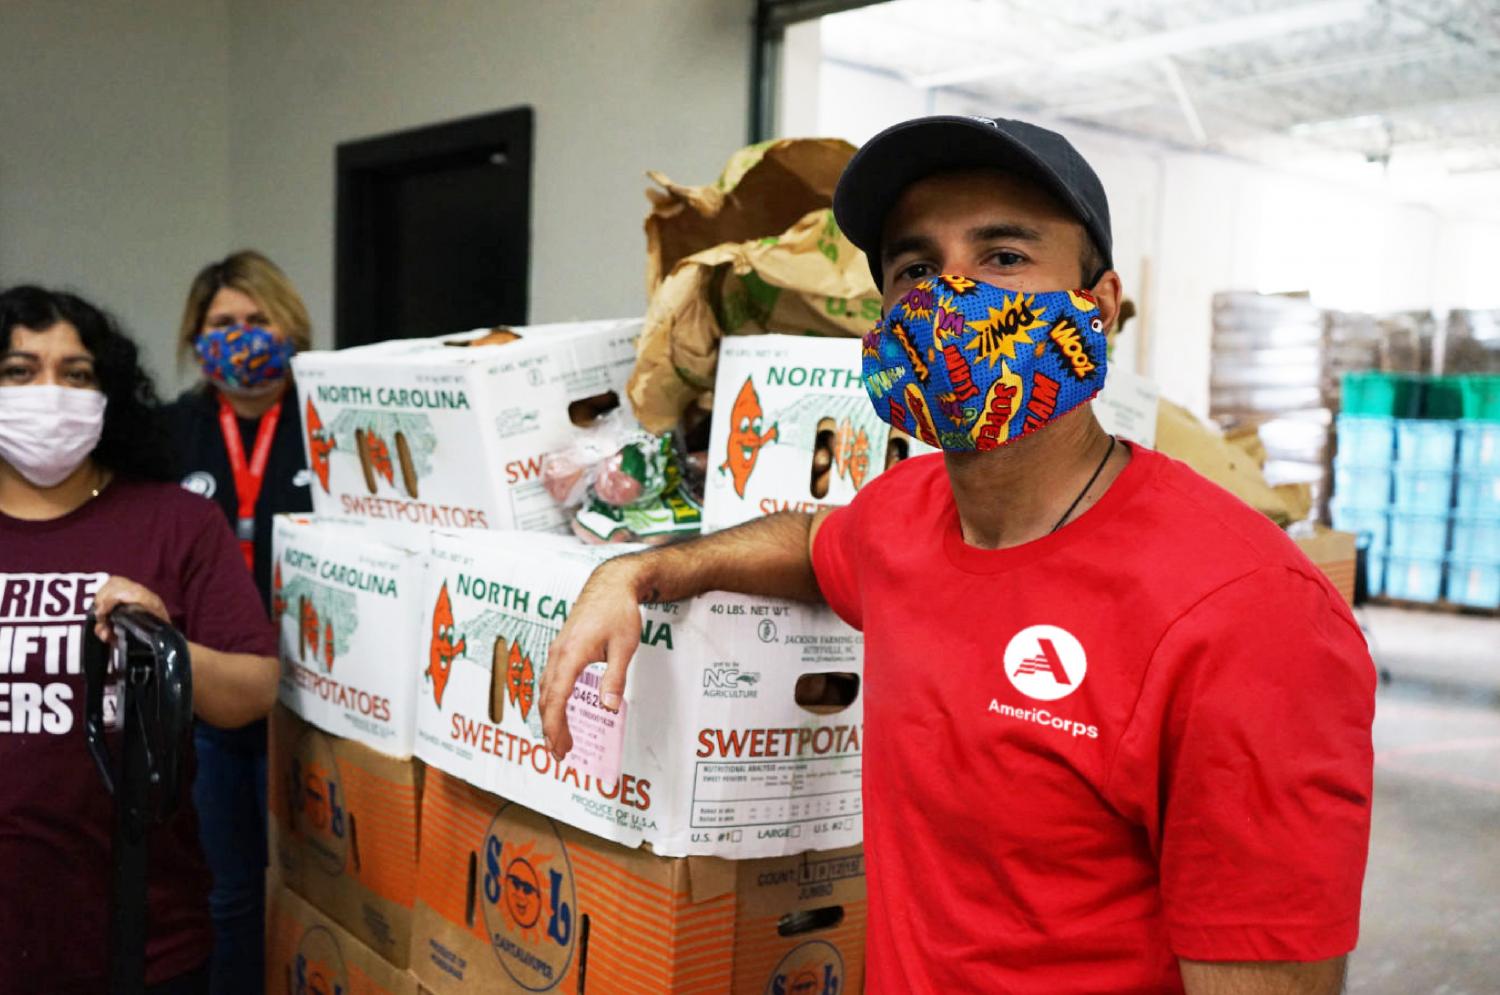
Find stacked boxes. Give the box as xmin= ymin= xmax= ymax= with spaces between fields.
xmin=278 ymin=320 xmax=871 ymax=989
xmin=1331 ymin=372 xmax=1500 ymax=608
xmin=411 ymin=769 xmax=866 ymax=994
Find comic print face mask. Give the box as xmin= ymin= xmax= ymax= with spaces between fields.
xmin=194 ymin=324 xmax=295 ymax=393
xmin=862 ymin=276 xmax=1108 ymax=452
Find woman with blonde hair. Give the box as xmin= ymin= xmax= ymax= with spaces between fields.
xmin=163 ymin=250 xmax=314 ymax=995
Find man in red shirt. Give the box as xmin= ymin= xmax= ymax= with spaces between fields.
xmin=539 ymin=116 xmax=1375 ymax=994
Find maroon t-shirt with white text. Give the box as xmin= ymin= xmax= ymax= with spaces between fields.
xmin=0 ymin=479 xmax=276 ymax=992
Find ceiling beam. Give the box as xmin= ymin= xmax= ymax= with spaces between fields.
xmin=906 ymin=0 xmax=1372 ymax=90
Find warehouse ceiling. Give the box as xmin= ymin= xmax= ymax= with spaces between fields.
xmin=820 ymin=0 xmax=1500 ymax=180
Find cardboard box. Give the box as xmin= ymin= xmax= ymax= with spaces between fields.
xmin=412 ymin=769 xmax=866 ymax=995
xmin=266 ymin=880 xmax=419 ymax=995
xmin=293 ymin=319 xmax=641 ymax=537
xmin=415 ymin=530 xmax=865 ymax=859
xmin=268 ymin=704 xmax=423 ymax=968
xmin=1293 ymin=525 xmax=1358 ymax=605
xmin=702 ymin=334 xmax=931 ymax=531
xmin=272 ymin=515 xmax=426 ymax=757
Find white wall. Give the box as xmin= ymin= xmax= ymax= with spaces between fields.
xmin=226 ymin=0 xmax=755 ymax=349
xmin=0 ymin=0 xmax=754 ymax=390
xmin=0 ymin=0 xmax=232 ymax=392
xmin=809 ymin=60 xmax=1500 ymax=416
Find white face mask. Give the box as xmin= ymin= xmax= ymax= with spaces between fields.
xmin=0 ymin=385 xmax=108 ymax=488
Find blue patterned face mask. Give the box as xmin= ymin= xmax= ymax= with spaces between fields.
xmin=194 ymin=324 xmax=294 ymax=391
xmin=862 ymin=276 xmax=1108 ymax=452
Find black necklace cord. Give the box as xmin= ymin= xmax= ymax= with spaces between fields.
xmin=1049 ymin=435 xmax=1117 ymax=535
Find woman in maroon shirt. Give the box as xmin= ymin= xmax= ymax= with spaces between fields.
xmin=0 ymin=285 xmax=279 ymax=994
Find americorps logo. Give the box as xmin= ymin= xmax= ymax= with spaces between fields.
xmin=480 ymin=803 xmax=578 ymax=992
xmin=1003 ymin=624 xmax=1087 ymax=701
xmin=766 ymin=939 xmax=845 ymax=995
xmin=292 ymin=925 xmax=348 ymax=995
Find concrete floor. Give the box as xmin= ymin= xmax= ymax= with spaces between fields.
xmin=1348 ymin=605 xmax=1500 ymax=995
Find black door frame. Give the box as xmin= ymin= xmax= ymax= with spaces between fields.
xmin=749 ymin=0 xmax=888 ymax=142
xmin=334 ymin=106 xmax=534 ymax=349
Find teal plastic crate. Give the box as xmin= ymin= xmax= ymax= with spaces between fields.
xmin=1335 ymin=415 xmax=1395 ymax=466
xmin=1341 ymin=371 xmax=1422 ymax=418
xmin=1332 ymin=459 xmax=1392 ymax=510
xmin=1459 ymin=375 xmax=1500 ymax=422
xmin=1384 ymin=554 xmax=1445 ymax=602
xmin=1395 ymin=419 xmax=1458 ymax=471
xmin=1445 ymin=558 xmax=1500 ymax=609
xmin=1451 ymin=514 xmax=1500 ymax=561
xmin=1392 ymin=467 xmax=1454 ymax=513
xmin=1459 ymin=422 xmax=1500 ymax=469
xmin=1388 ymin=511 xmax=1450 ymax=557
xmin=1454 ymin=471 xmax=1500 ymax=516
xmin=1330 ymin=500 xmax=1389 ymax=551
xmin=1421 ymin=377 xmax=1465 ymax=419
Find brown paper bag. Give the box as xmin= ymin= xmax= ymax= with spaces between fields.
xmin=644 ymin=138 xmax=857 ymax=294
xmin=629 ymin=207 xmax=882 ymax=432
xmin=1155 ymin=398 xmax=1311 ymax=526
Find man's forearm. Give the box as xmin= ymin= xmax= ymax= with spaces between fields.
xmin=612 ymin=511 xmax=823 ymax=604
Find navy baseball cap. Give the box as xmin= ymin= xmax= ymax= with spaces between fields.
xmin=833 ymin=115 xmax=1114 ymax=289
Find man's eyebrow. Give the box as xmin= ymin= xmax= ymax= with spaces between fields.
xmin=967 ymin=223 xmax=1044 ymax=243
xmin=882 ymin=234 xmax=938 ymax=263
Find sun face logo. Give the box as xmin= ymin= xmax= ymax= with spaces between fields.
xmin=292 ymin=925 xmax=348 ymax=995
xmin=765 ymin=940 xmax=845 ymax=995
xmin=305 ymin=399 xmax=335 ymax=493
xmin=427 ymin=582 xmax=467 ymax=709
xmin=481 ymin=803 xmax=577 ymax=992
xmin=1003 ymin=625 xmax=1088 ymax=702
xmin=722 ymin=377 xmax=779 ymax=498
xmin=288 ymin=730 xmax=349 ymax=876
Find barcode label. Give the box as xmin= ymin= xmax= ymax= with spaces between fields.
xmin=577 ymin=667 xmax=602 ymax=690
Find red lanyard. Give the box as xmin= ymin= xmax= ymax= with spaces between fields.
xmin=217 ymin=393 xmax=282 ymax=571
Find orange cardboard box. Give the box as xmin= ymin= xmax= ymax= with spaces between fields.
xmin=266 ymin=880 xmax=419 ymax=994
xmin=268 ymin=703 xmax=423 ymax=968
xmin=412 ymin=768 xmax=866 ymax=994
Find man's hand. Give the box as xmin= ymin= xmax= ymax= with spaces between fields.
xmin=538 ymin=557 xmax=646 ymax=762
xmin=1180 ymin=957 xmax=1347 ymax=995
xmin=91 ymin=575 xmax=170 ymax=643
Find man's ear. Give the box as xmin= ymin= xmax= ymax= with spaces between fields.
xmin=1090 ymin=270 xmax=1124 ymax=332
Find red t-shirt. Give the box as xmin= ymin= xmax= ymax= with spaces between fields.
xmin=813 ymin=446 xmax=1375 ymax=994
xmin=0 ymin=479 xmax=277 ymax=992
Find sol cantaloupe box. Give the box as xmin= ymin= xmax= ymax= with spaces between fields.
xmin=415 ymin=530 xmax=866 ymax=860
xmin=702 ymin=334 xmax=931 ymax=531
xmin=271 ymin=515 xmax=425 ymax=757
xmin=268 ymin=704 xmax=424 ymax=969
xmin=266 ymin=878 xmax=419 ymax=995
xmin=292 ymin=319 xmax=641 ymax=538
xmin=411 ymin=768 xmax=866 ymax=995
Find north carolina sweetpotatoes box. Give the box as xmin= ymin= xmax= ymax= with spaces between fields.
xmin=292 ymin=319 xmax=641 ymax=537
xmin=268 ymin=704 xmax=423 ymax=969
xmin=272 ymin=515 xmax=425 ymax=757
xmin=411 ymin=768 xmax=867 ymax=995
xmin=266 ymin=878 xmax=419 ymax=995
xmin=415 ymin=530 xmax=865 ymax=859
xmin=702 ymin=333 xmax=930 ymax=531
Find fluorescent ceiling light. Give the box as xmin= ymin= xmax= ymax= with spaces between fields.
xmin=906 ymin=0 xmax=1372 ymax=90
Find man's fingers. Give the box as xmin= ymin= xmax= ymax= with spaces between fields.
xmin=541 ymin=639 xmax=586 ymax=760
xmin=597 ymin=633 xmax=637 ymax=713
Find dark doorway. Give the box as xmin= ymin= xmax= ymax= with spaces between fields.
xmin=335 ymin=106 xmax=533 ymax=349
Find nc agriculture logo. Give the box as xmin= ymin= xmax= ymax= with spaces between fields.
xmin=288 ymin=731 xmax=349 ymax=877
xmin=766 ymin=940 xmax=845 ymax=995
xmin=292 ymin=925 xmax=348 ymax=995
xmin=481 ymin=803 xmax=578 ymax=991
